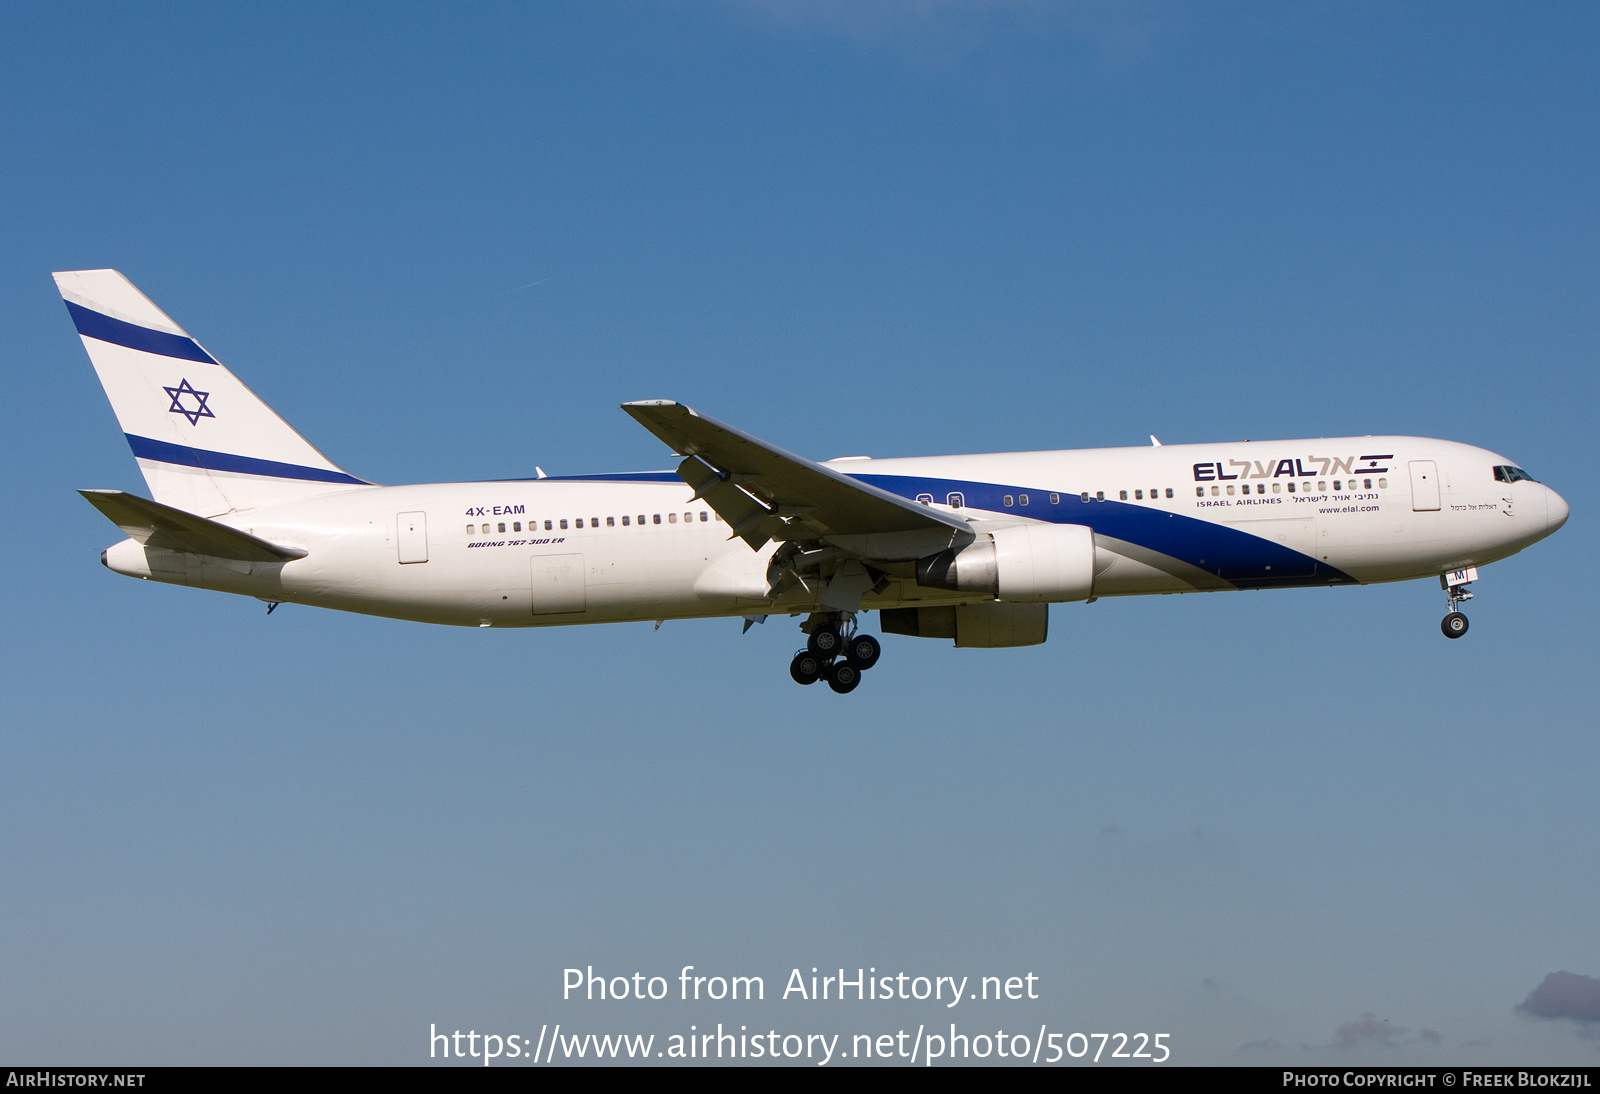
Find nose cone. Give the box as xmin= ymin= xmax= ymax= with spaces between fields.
xmin=1546 ymin=485 xmax=1569 ymax=535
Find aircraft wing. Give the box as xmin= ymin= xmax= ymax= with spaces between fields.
xmin=621 ymin=401 xmax=972 ymax=556
xmin=79 ymin=489 xmax=307 ymax=562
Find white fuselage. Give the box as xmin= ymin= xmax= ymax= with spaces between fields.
xmin=100 ymin=435 xmax=1568 ymax=628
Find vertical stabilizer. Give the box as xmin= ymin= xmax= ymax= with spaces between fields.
xmin=56 ymin=270 xmax=370 ymax=516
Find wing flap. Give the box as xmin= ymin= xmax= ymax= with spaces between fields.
xmin=79 ymin=489 xmax=307 ymax=562
xmin=676 ymin=454 xmax=781 ymax=549
xmin=623 ymin=401 xmax=971 ymax=553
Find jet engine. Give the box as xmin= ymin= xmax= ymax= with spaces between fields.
xmin=915 ymin=523 xmax=1097 ymax=604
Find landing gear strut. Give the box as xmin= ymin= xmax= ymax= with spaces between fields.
xmin=792 ymin=612 xmax=882 ymax=692
xmin=1440 ymin=568 xmax=1476 ymax=639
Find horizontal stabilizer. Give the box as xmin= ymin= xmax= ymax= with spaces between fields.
xmin=79 ymin=489 xmax=307 ymax=562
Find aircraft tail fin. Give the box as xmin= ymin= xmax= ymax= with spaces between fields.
xmin=55 ymin=270 xmax=370 ymax=516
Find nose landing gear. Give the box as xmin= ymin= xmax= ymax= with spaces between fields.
xmin=1440 ymin=567 xmax=1477 ymax=639
xmin=792 ymin=612 xmax=882 ymax=692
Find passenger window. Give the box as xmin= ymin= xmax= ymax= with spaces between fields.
xmin=1003 ymin=495 xmax=1014 ymax=507
xmin=1364 ymin=478 xmax=1373 ymax=489
xmin=1020 ymin=494 xmax=1029 ymax=505
xmin=1081 ymin=492 xmax=1090 ymax=502
xmin=638 ymin=515 xmax=646 ymax=525
xmin=653 ymin=514 xmax=661 ymax=524
xmin=683 ymin=512 xmax=691 ymax=522
xmin=1120 ymin=490 xmax=1129 ymax=500
xmin=514 ymin=522 xmax=522 ymax=531
xmin=1211 ymin=486 xmax=1219 ymax=496
xmin=544 ymin=520 xmax=553 ymax=531
xmin=948 ymin=492 xmax=964 ymax=508
xmin=1334 ymin=480 xmax=1342 ymax=491
xmin=1378 ymin=478 xmax=1387 ymax=488
xmin=1196 ymin=488 xmax=1205 ymax=497
xmin=1096 ymin=491 xmax=1105 ymax=501
xmin=668 ymin=512 xmax=677 ymax=523
xmin=700 ymin=511 xmax=708 ymax=521
xmin=1225 ymin=486 xmax=1234 ymax=496
xmin=1049 ymin=493 xmax=1060 ymax=504
xmin=1135 ymin=489 xmax=1143 ymax=500
xmin=465 ymin=525 xmax=474 ymax=534
xmin=576 ymin=518 xmax=584 ymax=528
xmin=1165 ymin=488 xmax=1174 ymax=498
xmin=1287 ymin=483 xmax=1296 ymax=493
xmin=622 ymin=515 xmax=630 ymax=526
xmin=607 ymin=516 xmax=615 ymax=527
xmin=1317 ymin=482 xmax=1326 ymax=492
xmin=496 ymin=522 xmax=505 ymax=532
xmin=560 ymin=519 xmax=568 ymax=529
xmin=1272 ymin=483 xmax=1281 ymax=494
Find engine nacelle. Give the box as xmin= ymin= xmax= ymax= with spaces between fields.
xmin=915 ymin=523 xmax=1097 ymax=604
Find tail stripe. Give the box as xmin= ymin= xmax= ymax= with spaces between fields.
xmin=126 ymin=434 xmax=369 ymax=485
xmin=65 ymin=301 xmax=217 ymax=365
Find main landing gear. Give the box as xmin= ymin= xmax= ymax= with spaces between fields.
xmin=1440 ymin=568 xmax=1477 ymax=639
xmin=789 ymin=613 xmax=882 ymax=693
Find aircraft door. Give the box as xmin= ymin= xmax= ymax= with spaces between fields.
xmin=531 ymin=553 xmax=586 ymax=614
xmin=397 ymin=512 xmax=428 ymax=563
xmin=1409 ymin=461 xmax=1440 ymax=511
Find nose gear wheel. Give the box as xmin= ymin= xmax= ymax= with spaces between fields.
xmin=1439 ymin=572 xmax=1474 ymax=639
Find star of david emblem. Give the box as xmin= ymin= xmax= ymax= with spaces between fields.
xmin=163 ymin=378 xmax=215 ymax=425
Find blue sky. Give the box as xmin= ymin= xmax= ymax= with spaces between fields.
xmin=2 ymin=1 xmax=1596 ymax=1065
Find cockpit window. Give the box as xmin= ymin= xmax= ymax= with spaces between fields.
xmin=1494 ymin=465 xmax=1538 ymax=484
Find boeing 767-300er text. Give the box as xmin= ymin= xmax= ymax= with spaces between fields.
xmin=60 ymin=269 xmax=1569 ymax=693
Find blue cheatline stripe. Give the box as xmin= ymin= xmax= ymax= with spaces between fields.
xmin=64 ymin=301 xmax=218 ymax=364
xmin=853 ymin=472 xmax=1357 ymax=589
xmin=481 ymin=471 xmax=682 ymax=483
xmin=537 ymin=471 xmax=681 ymax=483
xmin=125 ymin=435 xmax=370 ymax=485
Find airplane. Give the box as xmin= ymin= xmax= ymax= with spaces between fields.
xmin=58 ymin=269 xmax=1569 ymax=694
